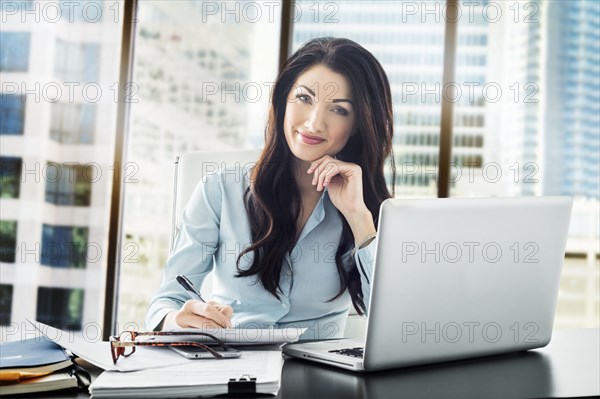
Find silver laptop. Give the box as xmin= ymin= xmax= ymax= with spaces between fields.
xmin=283 ymin=196 xmax=573 ymax=372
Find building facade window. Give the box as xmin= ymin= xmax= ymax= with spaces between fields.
xmin=59 ymin=1 xmax=104 ymax=23
xmin=44 ymin=162 xmax=93 ymax=206
xmin=36 ymin=287 xmax=84 ymax=330
xmin=50 ymin=102 xmax=96 ymax=144
xmin=0 ymin=1 xmax=32 ymax=13
xmin=0 ymin=32 xmax=30 ymax=72
xmin=0 ymin=284 xmax=13 ymax=325
xmin=0 ymin=156 xmax=22 ymax=198
xmin=0 ymin=94 xmax=25 ymax=135
xmin=54 ymin=39 xmax=100 ymax=82
xmin=0 ymin=220 xmax=17 ymax=263
xmin=40 ymin=224 xmax=89 ymax=268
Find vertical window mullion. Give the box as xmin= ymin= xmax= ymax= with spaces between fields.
xmin=437 ymin=0 xmax=459 ymax=198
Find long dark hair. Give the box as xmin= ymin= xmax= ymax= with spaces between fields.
xmin=235 ymin=37 xmax=395 ymax=315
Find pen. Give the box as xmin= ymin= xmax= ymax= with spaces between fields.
xmin=176 ymin=275 xmax=206 ymax=302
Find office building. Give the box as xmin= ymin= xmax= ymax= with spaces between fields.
xmin=292 ymin=0 xmax=489 ymax=197
xmin=485 ymin=0 xmax=599 ymax=326
xmin=0 ymin=1 xmax=122 ymax=332
xmin=117 ymin=1 xmax=278 ymax=327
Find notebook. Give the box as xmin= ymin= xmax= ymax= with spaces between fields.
xmin=0 ymin=368 xmax=89 ymax=396
xmin=0 ymin=338 xmax=73 ymax=382
xmin=0 ymin=338 xmax=90 ymax=395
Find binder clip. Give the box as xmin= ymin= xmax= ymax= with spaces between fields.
xmin=228 ymin=374 xmax=256 ymax=395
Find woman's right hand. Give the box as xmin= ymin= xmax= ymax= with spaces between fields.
xmin=163 ymin=300 xmax=233 ymax=330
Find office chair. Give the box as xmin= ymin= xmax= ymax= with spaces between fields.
xmin=170 ymin=149 xmax=366 ymax=338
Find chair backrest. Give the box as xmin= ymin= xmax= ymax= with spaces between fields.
xmin=170 ymin=149 xmax=262 ymax=252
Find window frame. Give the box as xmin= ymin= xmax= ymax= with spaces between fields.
xmin=102 ymin=0 xmax=459 ymax=339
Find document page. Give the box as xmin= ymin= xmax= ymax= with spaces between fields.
xmin=155 ymin=327 xmax=306 ymax=345
xmin=90 ymin=350 xmax=283 ymax=397
xmin=27 ymin=320 xmax=191 ymax=372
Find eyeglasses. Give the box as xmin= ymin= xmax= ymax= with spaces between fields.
xmin=109 ymin=330 xmax=233 ymax=365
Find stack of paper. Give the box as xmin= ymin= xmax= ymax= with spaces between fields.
xmin=89 ymin=350 xmax=283 ymax=398
xmin=0 ymin=338 xmax=88 ymax=396
xmin=27 ymin=320 xmax=295 ymax=397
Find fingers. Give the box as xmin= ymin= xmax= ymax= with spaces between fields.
xmin=177 ymin=300 xmax=233 ymax=329
xmin=207 ymin=301 xmax=234 ymax=326
xmin=308 ymin=156 xmax=340 ymax=191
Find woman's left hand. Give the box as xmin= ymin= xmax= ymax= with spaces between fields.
xmin=307 ymin=155 xmax=368 ymax=216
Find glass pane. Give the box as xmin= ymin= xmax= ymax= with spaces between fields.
xmin=0 ymin=156 xmax=22 ymax=198
xmin=0 ymin=32 xmax=30 ymax=72
xmin=292 ymin=0 xmax=445 ymax=198
xmin=451 ymin=1 xmax=599 ymax=327
xmin=117 ymin=0 xmax=281 ymax=328
xmin=36 ymin=286 xmax=84 ymax=330
xmin=0 ymin=284 xmax=13 ymax=325
xmin=0 ymin=94 xmax=25 ymax=135
xmin=0 ymin=220 xmax=17 ymax=263
xmin=0 ymin=1 xmax=124 ymax=335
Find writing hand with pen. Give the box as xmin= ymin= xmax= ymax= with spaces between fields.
xmin=162 ymin=275 xmax=233 ymax=330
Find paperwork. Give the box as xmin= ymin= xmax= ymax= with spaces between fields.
xmin=27 ymin=320 xmax=194 ymax=372
xmin=160 ymin=327 xmax=306 ymax=345
xmin=89 ymin=349 xmax=283 ymax=398
xmin=27 ymin=319 xmax=286 ymax=397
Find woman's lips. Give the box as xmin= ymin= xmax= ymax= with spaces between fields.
xmin=298 ymin=131 xmax=325 ymax=145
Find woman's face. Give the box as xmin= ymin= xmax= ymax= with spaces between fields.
xmin=283 ymin=64 xmax=356 ymax=164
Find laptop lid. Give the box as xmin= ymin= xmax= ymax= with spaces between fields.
xmin=363 ymin=196 xmax=572 ymax=371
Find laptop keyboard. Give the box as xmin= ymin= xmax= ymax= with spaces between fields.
xmin=328 ymin=347 xmax=364 ymax=358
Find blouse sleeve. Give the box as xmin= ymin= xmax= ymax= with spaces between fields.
xmin=353 ymin=237 xmax=377 ymax=315
xmin=145 ymin=173 xmax=223 ymax=331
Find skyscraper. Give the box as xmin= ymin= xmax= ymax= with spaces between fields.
xmin=0 ymin=1 xmax=122 ymax=333
xmin=494 ymin=0 xmax=599 ymax=199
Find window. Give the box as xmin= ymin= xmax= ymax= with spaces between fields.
xmin=58 ymin=0 xmax=104 ymax=23
xmin=41 ymin=224 xmax=89 ymax=268
xmin=451 ymin=0 xmax=599 ymax=328
xmin=50 ymin=103 xmax=96 ymax=144
xmin=117 ymin=0 xmax=281 ymax=327
xmin=0 ymin=94 xmax=25 ymax=135
xmin=293 ymin=0 xmax=445 ymax=198
xmin=44 ymin=162 xmax=93 ymax=206
xmin=54 ymin=39 xmax=100 ymax=82
xmin=0 ymin=32 xmax=30 ymax=72
xmin=0 ymin=220 xmax=17 ymax=263
xmin=0 ymin=156 xmax=22 ymax=198
xmin=0 ymin=284 xmax=13 ymax=325
xmin=0 ymin=1 xmax=32 ymax=13
xmin=36 ymin=287 xmax=84 ymax=331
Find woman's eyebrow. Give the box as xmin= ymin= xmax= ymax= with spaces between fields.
xmin=332 ymin=98 xmax=354 ymax=107
xmin=297 ymin=84 xmax=316 ymax=96
xmin=297 ymin=84 xmax=354 ymax=107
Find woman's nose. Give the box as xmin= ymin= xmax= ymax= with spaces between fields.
xmin=305 ymin=106 xmax=325 ymax=133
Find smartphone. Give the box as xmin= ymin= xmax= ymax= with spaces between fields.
xmin=170 ymin=346 xmax=242 ymax=359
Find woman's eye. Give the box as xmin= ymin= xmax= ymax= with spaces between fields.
xmin=333 ymin=107 xmax=349 ymax=116
xmin=296 ymin=94 xmax=311 ymax=103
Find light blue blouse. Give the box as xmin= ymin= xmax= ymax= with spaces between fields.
xmin=145 ymin=165 xmax=376 ymax=339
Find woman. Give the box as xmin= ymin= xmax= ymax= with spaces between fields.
xmin=146 ymin=37 xmax=395 ymax=339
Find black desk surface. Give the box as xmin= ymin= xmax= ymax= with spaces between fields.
xmin=43 ymin=328 xmax=600 ymax=399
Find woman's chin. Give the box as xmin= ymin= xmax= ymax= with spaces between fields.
xmin=289 ymin=147 xmax=322 ymax=163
